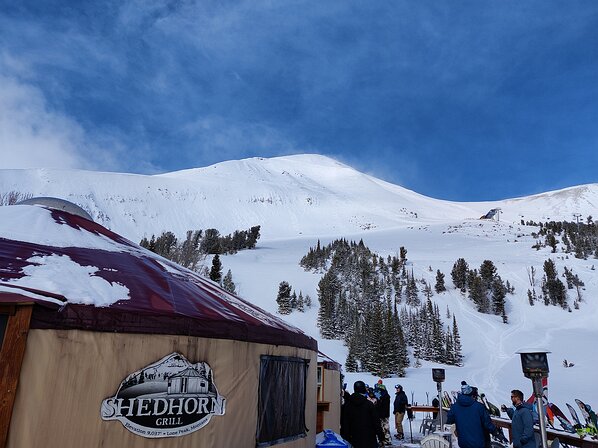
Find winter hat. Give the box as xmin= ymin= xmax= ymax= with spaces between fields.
xmin=395 ymin=384 xmax=402 ymax=390
xmin=461 ymin=381 xmax=473 ymax=395
xmin=354 ymin=381 xmax=367 ymax=394
xmin=377 ymin=379 xmax=384 ymax=385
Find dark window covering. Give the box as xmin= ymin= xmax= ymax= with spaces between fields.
xmin=256 ymin=355 xmax=309 ymax=446
xmin=0 ymin=313 xmax=7 ymax=351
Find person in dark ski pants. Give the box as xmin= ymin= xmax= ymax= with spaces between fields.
xmin=393 ymin=384 xmax=409 ymax=440
xmin=446 ymin=383 xmax=498 ymax=448
xmin=341 ymin=380 xmax=384 ymax=448
xmin=375 ymin=382 xmax=392 ymax=446
xmin=503 ymin=390 xmax=536 ymax=448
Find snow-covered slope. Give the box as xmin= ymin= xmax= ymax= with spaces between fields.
xmin=1 ymin=154 xmax=596 ymax=242
xmin=1 ymin=154 xmax=597 ymax=430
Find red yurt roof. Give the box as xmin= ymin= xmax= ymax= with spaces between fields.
xmin=0 ymin=204 xmax=317 ymax=351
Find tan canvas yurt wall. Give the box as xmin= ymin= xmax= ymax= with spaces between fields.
xmin=320 ymin=366 xmax=341 ymax=433
xmin=8 ymin=329 xmax=317 ymax=448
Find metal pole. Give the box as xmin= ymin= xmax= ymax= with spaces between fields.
xmin=410 ymin=391 xmax=415 ymax=443
xmin=437 ymin=382 xmax=444 ymax=429
xmin=533 ymin=377 xmax=549 ymax=448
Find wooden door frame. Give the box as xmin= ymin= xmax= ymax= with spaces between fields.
xmin=0 ymin=304 xmax=33 ymax=448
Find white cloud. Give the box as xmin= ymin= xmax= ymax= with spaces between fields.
xmin=0 ymin=74 xmax=126 ymax=171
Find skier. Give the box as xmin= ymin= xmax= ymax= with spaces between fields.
xmin=375 ymin=381 xmax=392 ymax=446
xmin=341 ymin=380 xmax=384 ymax=448
xmin=502 ymin=390 xmax=536 ymax=448
xmin=447 ymin=382 xmax=498 ymax=448
xmin=393 ymin=384 xmax=409 ymax=440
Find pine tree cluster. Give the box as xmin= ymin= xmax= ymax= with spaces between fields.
xmin=139 ymin=225 xmax=261 ymax=270
xmin=451 ymin=258 xmax=510 ymax=322
xmin=276 ymin=281 xmax=312 ymax=314
xmin=540 ymin=259 xmax=568 ymax=309
xmin=301 ymin=239 xmax=463 ymax=377
xmin=402 ymin=300 xmax=463 ymax=367
xmin=528 ymin=218 xmax=598 ymax=259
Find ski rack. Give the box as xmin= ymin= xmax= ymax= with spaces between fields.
xmin=492 ymin=417 xmax=598 ymax=448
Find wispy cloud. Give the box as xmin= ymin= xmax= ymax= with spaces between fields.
xmin=0 ymin=75 xmax=92 ymax=169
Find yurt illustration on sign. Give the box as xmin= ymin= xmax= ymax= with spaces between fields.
xmin=0 ymin=199 xmax=318 ymax=448
xmin=101 ymin=353 xmax=226 ymax=438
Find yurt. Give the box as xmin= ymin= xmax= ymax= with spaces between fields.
xmin=316 ymin=352 xmax=342 ymax=434
xmin=0 ymin=200 xmax=318 ymax=448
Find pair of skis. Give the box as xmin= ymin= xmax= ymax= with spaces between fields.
xmin=524 ymin=398 xmax=597 ymax=439
xmin=565 ymin=399 xmax=598 ymax=438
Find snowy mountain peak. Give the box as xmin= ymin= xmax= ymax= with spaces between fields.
xmin=0 ymin=154 xmax=596 ymax=242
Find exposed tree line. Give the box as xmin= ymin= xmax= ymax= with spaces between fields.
xmin=139 ymin=225 xmax=261 ymax=271
xmin=527 ymin=218 xmax=598 ymax=259
xmin=298 ymin=238 xmax=463 ymax=378
xmin=450 ymin=258 xmax=512 ymax=323
xmin=0 ymin=191 xmax=33 ymax=206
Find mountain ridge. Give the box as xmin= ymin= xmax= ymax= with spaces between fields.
xmin=0 ymin=154 xmax=596 ymax=242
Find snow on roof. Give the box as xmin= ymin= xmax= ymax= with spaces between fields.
xmin=0 ymin=205 xmax=316 ymax=350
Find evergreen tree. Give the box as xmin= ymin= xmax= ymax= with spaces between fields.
xmin=479 ymin=260 xmax=497 ymax=289
xmin=305 ymin=294 xmax=312 ymax=308
xmin=201 ymin=228 xmax=222 ymax=254
xmin=451 ymin=258 xmax=469 ymax=292
xmin=399 ymin=246 xmax=408 ymax=263
xmin=297 ymin=291 xmax=305 ymax=312
xmin=222 ymin=269 xmax=236 ymax=293
xmin=435 ymin=270 xmax=447 ymax=293
xmin=246 ymin=225 xmax=261 ymax=249
xmin=469 ymin=275 xmax=488 ymax=313
xmin=445 ymin=331 xmax=455 ymax=364
xmin=406 ymin=273 xmax=420 ymax=306
xmin=542 ymin=259 xmax=567 ymax=308
xmin=154 ymin=231 xmax=178 ymax=259
xmin=491 ymin=276 xmax=507 ymax=317
xmin=317 ymin=270 xmax=340 ymax=338
xmin=209 ymin=254 xmax=223 ymax=283
xmin=276 ymin=281 xmax=293 ymax=315
xmin=423 ymin=281 xmax=433 ymax=300
xmin=177 ymin=230 xmax=202 ymax=269
xmin=527 ymin=289 xmax=535 ymax=306
xmin=365 ymin=301 xmax=386 ymax=376
xmin=345 ymin=338 xmax=359 ymax=372
xmin=546 ymin=233 xmax=558 ymax=252
xmin=396 ymin=322 xmax=409 ymax=375
xmin=452 ymin=316 xmax=463 ymax=366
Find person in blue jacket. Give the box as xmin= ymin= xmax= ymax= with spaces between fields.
xmin=447 ymin=382 xmax=498 ymax=448
xmin=504 ymin=389 xmax=536 ymax=448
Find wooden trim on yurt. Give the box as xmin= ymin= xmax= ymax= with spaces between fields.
xmin=0 ymin=304 xmax=33 ymax=448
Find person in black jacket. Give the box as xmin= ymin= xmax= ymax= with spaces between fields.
xmin=393 ymin=384 xmax=409 ymax=440
xmin=375 ymin=382 xmax=392 ymax=446
xmin=341 ymin=380 xmax=384 ymax=448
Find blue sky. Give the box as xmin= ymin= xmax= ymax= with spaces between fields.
xmin=1 ymin=1 xmax=597 ymax=201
